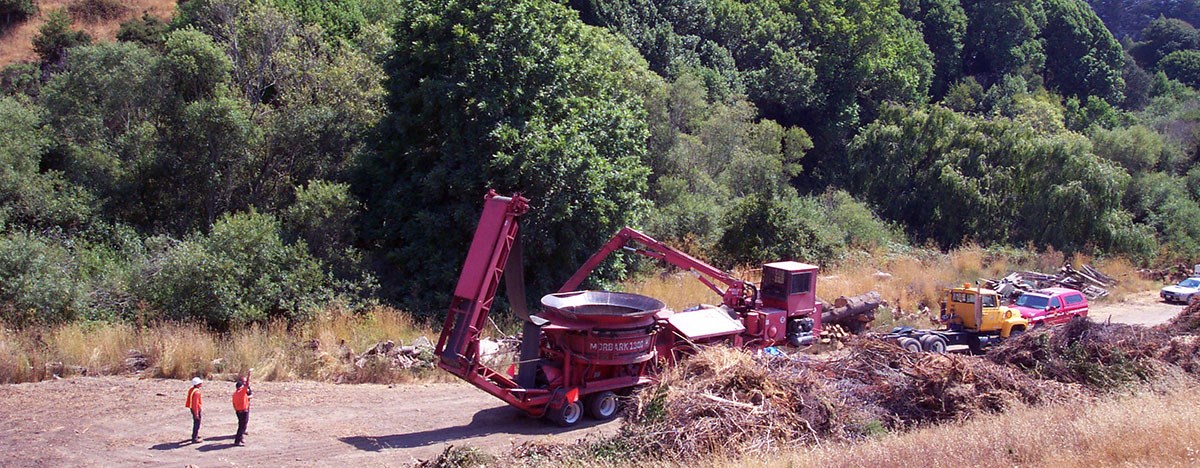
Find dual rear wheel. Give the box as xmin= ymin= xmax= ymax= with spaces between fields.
xmin=897 ymin=335 xmax=947 ymax=353
xmin=548 ymin=391 xmax=619 ymax=427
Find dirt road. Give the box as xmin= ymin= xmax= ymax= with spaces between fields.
xmin=0 ymin=291 xmax=1183 ymax=467
xmin=0 ymin=377 xmax=620 ymax=467
xmin=1091 ymin=290 xmax=1183 ymax=327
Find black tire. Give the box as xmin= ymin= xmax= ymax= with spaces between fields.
xmin=920 ymin=334 xmax=947 ymax=353
xmin=548 ymin=400 xmax=583 ymax=427
xmin=897 ymin=337 xmax=922 ymax=353
xmin=584 ymin=391 xmax=619 ymax=420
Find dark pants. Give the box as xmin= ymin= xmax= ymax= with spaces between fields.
xmin=191 ymin=412 xmax=201 ymax=441
xmin=235 ymin=410 xmax=249 ymax=444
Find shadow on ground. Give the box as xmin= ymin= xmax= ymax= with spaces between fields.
xmin=150 ymin=434 xmax=234 ymax=451
xmin=338 ymin=406 xmax=611 ymax=452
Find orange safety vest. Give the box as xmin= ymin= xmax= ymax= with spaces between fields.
xmin=185 ymin=387 xmax=202 ymax=412
xmin=232 ymin=386 xmax=250 ymax=412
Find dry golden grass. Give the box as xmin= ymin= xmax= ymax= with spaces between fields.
xmin=47 ymin=321 xmax=140 ymax=374
xmin=0 ymin=306 xmax=444 ymax=384
xmin=737 ymin=387 xmax=1200 ymax=467
xmin=0 ymin=0 xmax=176 ymax=66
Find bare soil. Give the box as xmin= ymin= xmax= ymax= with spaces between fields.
xmin=0 ymin=376 xmax=620 ymax=467
xmin=0 ymin=291 xmax=1182 ymax=466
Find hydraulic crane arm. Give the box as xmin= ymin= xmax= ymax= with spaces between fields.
xmin=558 ymin=227 xmax=755 ymax=310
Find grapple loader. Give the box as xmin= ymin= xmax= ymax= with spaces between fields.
xmin=436 ymin=190 xmax=860 ymax=426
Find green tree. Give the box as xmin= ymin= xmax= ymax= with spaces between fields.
xmin=360 ymin=0 xmax=655 ymax=313
xmin=962 ymin=0 xmax=1046 ymax=80
xmin=714 ymin=192 xmax=841 ymax=267
xmin=1041 ymin=0 xmax=1125 ymax=103
xmin=905 ymin=0 xmax=968 ymax=97
xmin=32 ymin=9 xmax=93 ymax=67
xmin=1091 ymin=125 xmax=1165 ymax=172
xmin=1 ymin=0 xmax=37 ymax=34
xmin=1130 ymin=16 xmax=1200 ymax=69
xmin=848 ymin=104 xmax=1131 ymax=254
xmin=0 ymin=96 xmax=94 ymax=231
xmin=284 ymin=181 xmax=366 ymax=282
xmin=1158 ymin=49 xmax=1200 ymax=87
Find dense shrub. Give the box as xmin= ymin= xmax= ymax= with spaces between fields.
xmin=0 ymin=232 xmax=87 ymax=326
xmin=67 ymin=0 xmax=128 ymax=23
xmin=714 ymin=193 xmax=842 ymax=267
xmin=116 ymin=13 xmax=170 ymax=46
xmin=137 ymin=211 xmax=332 ymax=329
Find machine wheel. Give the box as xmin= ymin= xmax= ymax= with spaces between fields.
xmin=548 ymin=400 xmax=583 ymax=427
xmin=1009 ymin=327 xmax=1026 ymax=339
xmin=897 ymin=337 xmax=922 ymax=353
xmin=585 ymin=391 xmax=619 ymax=420
xmin=919 ymin=334 xmax=947 ymax=353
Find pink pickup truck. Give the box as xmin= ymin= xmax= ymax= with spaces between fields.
xmin=1009 ymin=287 xmax=1089 ymax=327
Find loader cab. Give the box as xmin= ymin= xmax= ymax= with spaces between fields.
xmin=759 ymin=261 xmax=819 ymax=317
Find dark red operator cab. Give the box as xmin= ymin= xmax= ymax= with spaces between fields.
xmin=759 ymin=261 xmax=822 ymax=342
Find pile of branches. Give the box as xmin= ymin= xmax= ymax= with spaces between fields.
xmin=351 ymin=337 xmax=436 ymax=371
xmin=617 ymin=339 xmax=1077 ymax=462
xmin=621 ymin=347 xmax=853 ymax=459
xmin=986 ymin=262 xmax=1116 ymax=300
xmin=987 ymin=319 xmax=1165 ymax=389
xmin=990 ymin=316 xmax=1200 ymax=388
xmin=1158 ymin=299 xmax=1200 ymax=335
xmin=824 ymin=339 xmax=1077 ymax=426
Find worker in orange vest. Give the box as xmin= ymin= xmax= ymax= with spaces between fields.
xmin=232 ymin=369 xmax=252 ymax=446
xmin=185 ymin=377 xmax=203 ymax=443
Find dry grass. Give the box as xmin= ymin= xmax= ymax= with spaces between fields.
xmin=0 ymin=306 xmax=447 ymax=384
xmin=0 ymin=0 xmax=176 ymax=66
xmin=757 ymin=387 xmax=1200 ymax=468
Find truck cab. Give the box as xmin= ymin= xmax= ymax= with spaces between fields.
xmin=941 ymin=284 xmax=1028 ymax=338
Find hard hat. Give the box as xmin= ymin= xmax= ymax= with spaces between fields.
xmin=191 ymin=377 xmax=203 ymax=386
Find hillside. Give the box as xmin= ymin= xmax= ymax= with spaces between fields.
xmin=0 ymin=0 xmax=175 ymax=67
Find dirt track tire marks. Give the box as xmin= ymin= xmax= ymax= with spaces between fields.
xmin=0 ymin=377 xmax=620 ymax=466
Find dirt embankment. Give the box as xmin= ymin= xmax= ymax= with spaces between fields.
xmin=0 ymin=376 xmax=619 ymax=467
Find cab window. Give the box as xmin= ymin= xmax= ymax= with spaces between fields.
xmin=981 ymin=294 xmax=997 ymax=307
xmin=761 ymin=268 xmax=787 ymax=300
xmin=1051 ymin=297 xmax=1063 ymax=308
xmin=951 ymin=292 xmax=974 ymax=304
xmin=790 ymin=272 xmax=812 ymax=294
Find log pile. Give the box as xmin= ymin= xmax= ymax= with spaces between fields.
xmin=819 ymin=291 xmax=882 ymax=334
xmin=986 ymin=262 xmax=1116 ymax=299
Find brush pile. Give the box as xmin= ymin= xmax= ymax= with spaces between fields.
xmin=1158 ymin=299 xmax=1200 ymax=335
xmin=618 ymin=338 xmax=1077 ymax=461
xmin=987 ymin=318 xmax=1166 ymax=389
